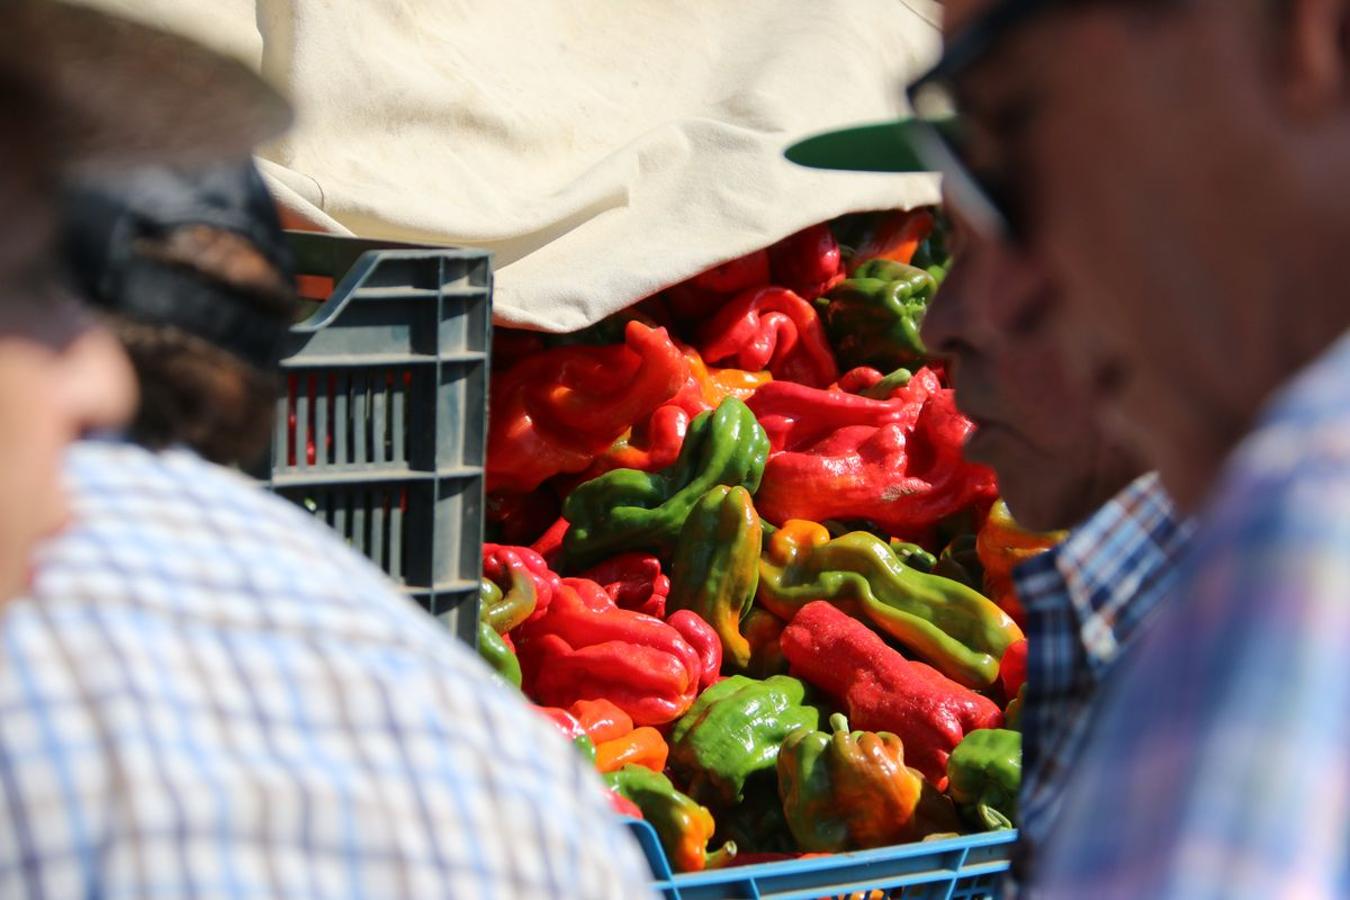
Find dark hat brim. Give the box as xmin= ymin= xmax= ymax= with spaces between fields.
xmin=784 ymin=119 xmax=933 ymax=174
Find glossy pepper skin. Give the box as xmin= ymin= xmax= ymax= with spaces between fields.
xmin=739 ymin=608 xmax=789 ymax=677
xmin=1000 ymin=639 xmax=1028 ymax=702
xmin=699 ymin=286 xmax=840 ymax=388
xmin=514 ymin=578 xmax=703 ymax=725
xmin=590 ymin=345 xmax=772 ymax=478
xmin=668 ymin=485 xmax=762 ymax=669
xmin=820 ymin=259 xmax=937 ymax=372
xmin=781 ymin=601 xmax=1002 ymax=787
xmin=833 ymin=366 xmax=914 ymax=401
xmin=759 ymin=521 xmax=1023 ymax=689
xmin=476 ymin=607 xmax=522 ymax=687
xmin=768 ymin=223 xmax=845 ymax=301
xmin=667 ymin=609 xmax=723 ymax=691
xmin=579 ymin=553 xmax=670 ymax=619
xmin=562 ymin=397 xmax=770 ymax=570
xmin=947 ymin=728 xmax=1022 ymax=831
xmin=596 ymin=726 xmax=670 ymax=774
xmin=749 ymin=369 xmax=929 ymax=456
xmin=604 ymin=765 xmax=737 ymax=873
xmin=481 ymin=543 xmax=559 ymax=632
xmin=750 ymin=369 xmax=998 ymax=538
xmin=976 ymin=500 xmax=1066 ymax=624
xmin=777 ymin=713 xmax=960 ymax=853
xmin=670 ymin=674 xmax=821 ymax=807
xmin=486 ymin=321 xmax=687 ymax=493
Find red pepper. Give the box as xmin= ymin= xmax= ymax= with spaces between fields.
xmin=608 ymin=790 xmax=645 ymax=819
xmin=768 ymin=223 xmax=844 ymax=301
xmin=487 ymin=321 xmax=688 ymax=493
xmin=699 ymin=286 xmax=839 ymax=388
xmin=752 ymin=371 xmax=997 ymax=540
xmin=537 ymin=705 xmax=586 ymax=741
xmin=485 ymin=488 xmax=561 ymax=547
xmin=999 ymin=639 xmax=1028 ymax=702
xmin=666 ymin=609 xmax=723 ymax=690
xmin=515 ymin=578 xmax=704 ymax=725
xmin=482 ymin=543 xmax=562 ymax=625
xmin=530 ymin=517 xmax=570 ymax=570
xmin=693 ymin=249 xmax=772 ymax=295
xmin=781 ymin=601 xmax=1002 ymax=788
xmin=579 ymin=553 xmax=670 ymax=619
xmin=491 ymin=328 xmax=547 ymax=374
xmin=749 ymin=368 xmax=935 ymax=454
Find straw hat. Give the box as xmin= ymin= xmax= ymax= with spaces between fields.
xmin=3 ymin=0 xmax=290 ymax=168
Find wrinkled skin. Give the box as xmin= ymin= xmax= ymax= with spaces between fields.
xmin=941 ymin=0 xmax=1350 ymax=511
xmin=921 ymin=211 xmax=1140 ymax=532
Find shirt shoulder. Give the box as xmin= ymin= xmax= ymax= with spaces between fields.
xmin=3 ymin=441 xmax=657 ymax=898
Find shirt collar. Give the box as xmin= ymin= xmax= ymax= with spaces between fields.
xmin=1017 ymin=472 xmax=1194 ymax=680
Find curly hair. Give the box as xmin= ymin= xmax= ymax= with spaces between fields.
xmin=110 ymin=225 xmax=295 ymax=467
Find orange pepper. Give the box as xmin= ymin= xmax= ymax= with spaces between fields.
xmin=595 ymin=726 xmax=670 ymax=774
xmin=569 ymin=698 xmax=633 ymax=745
xmin=976 ymin=500 xmax=1067 ymax=624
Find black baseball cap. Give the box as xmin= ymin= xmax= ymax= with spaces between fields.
xmin=63 ymin=160 xmax=297 ymax=370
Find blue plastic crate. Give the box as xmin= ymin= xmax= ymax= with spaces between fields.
xmin=258 ymin=233 xmax=492 ymax=645
xmin=626 ymin=819 xmax=1015 ymax=900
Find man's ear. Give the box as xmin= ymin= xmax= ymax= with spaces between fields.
xmin=1280 ymin=0 xmax=1350 ymax=118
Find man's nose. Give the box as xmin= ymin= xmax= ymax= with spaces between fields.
xmin=53 ymin=327 xmax=138 ymax=438
xmin=920 ymin=253 xmax=982 ymax=357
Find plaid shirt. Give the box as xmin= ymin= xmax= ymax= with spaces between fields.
xmin=0 ymin=441 xmax=656 ymax=899
xmin=1035 ymin=331 xmax=1350 ymax=899
xmin=1012 ymin=472 xmax=1192 ymax=870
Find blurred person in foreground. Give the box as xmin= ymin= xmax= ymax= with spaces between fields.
xmin=0 ymin=159 xmax=655 ymax=898
xmin=919 ymin=215 xmax=1192 ymax=867
xmin=0 ymin=0 xmax=287 ymax=603
xmin=798 ymin=0 xmax=1350 ymax=895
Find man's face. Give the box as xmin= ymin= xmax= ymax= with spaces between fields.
xmin=943 ymin=0 xmax=1285 ymax=508
xmin=0 ymin=162 xmax=136 ymax=602
xmin=922 ymin=212 xmax=1139 ymax=532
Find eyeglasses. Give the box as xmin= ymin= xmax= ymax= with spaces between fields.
xmin=905 ymin=0 xmax=1065 ymax=242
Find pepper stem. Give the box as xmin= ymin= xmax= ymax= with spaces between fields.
xmin=829 ymin=712 xmax=850 ymax=735
xmin=705 ymin=841 xmax=738 ymax=870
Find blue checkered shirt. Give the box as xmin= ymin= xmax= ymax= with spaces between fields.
xmin=0 ymin=440 xmax=656 ymax=898
xmin=1035 ymin=331 xmax=1350 ymax=899
xmin=1012 ymin=473 xmax=1192 ymax=873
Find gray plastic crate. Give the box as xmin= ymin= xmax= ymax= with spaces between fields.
xmin=255 ymin=232 xmax=491 ymax=644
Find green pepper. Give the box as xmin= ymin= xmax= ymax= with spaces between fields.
xmin=668 ymin=485 xmax=762 ymax=669
xmin=713 ymin=774 xmax=797 ymax=855
xmin=604 ymin=765 xmax=736 ymax=873
xmin=479 ymin=568 xmax=536 ymax=634
xmin=946 ymin=728 xmax=1022 ymax=831
xmin=889 ymin=539 xmax=937 ymax=573
xmin=758 ymin=524 xmax=1022 ymax=689
xmin=933 ymin=534 xmax=984 ymax=591
xmin=777 ymin=713 xmax=960 ymax=852
xmin=858 ymin=366 xmax=913 ymax=400
xmin=476 ymin=618 xmax=522 ymax=688
xmin=819 ymin=259 xmax=936 ymax=371
xmin=670 ymin=674 xmax=821 ymax=807
xmin=573 ymin=733 xmax=598 ymax=764
xmin=563 ymin=397 xmax=770 ymax=570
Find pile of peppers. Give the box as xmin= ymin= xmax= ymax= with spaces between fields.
xmin=480 ymin=210 xmax=1059 ymax=873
